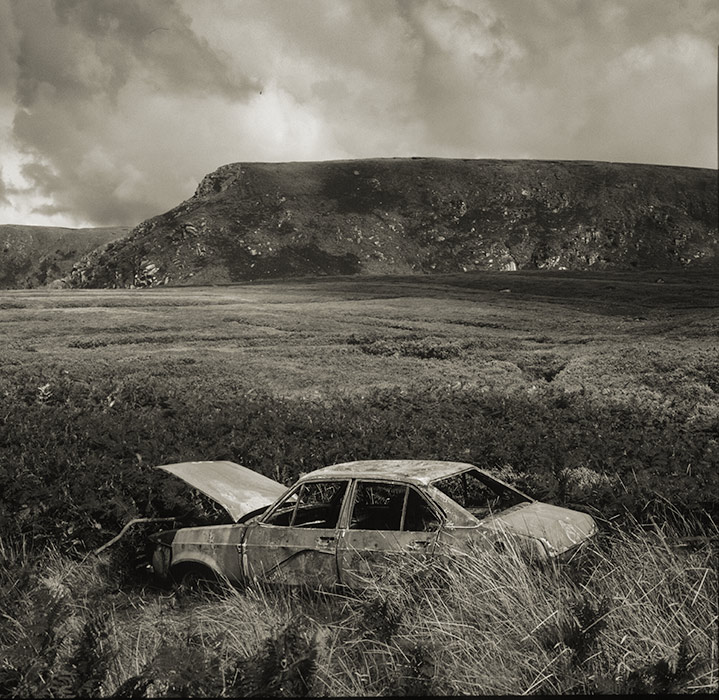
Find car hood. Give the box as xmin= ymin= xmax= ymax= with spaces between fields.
xmin=156 ymin=461 xmax=287 ymax=522
xmin=482 ymin=502 xmax=598 ymax=556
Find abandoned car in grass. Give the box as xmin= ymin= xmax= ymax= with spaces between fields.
xmin=149 ymin=460 xmax=598 ymax=588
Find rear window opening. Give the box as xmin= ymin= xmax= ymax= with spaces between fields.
xmin=433 ymin=469 xmax=530 ymax=519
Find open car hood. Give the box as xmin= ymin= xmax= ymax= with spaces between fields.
xmin=156 ymin=461 xmax=287 ymax=522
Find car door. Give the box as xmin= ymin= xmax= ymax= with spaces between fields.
xmin=241 ymin=479 xmax=349 ymax=587
xmin=336 ymin=480 xmax=443 ymax=588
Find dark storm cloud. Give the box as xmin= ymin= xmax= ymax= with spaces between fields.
xmin=13 ymin=0 xmax=257 ymax=106
xmin=0 ymin=170 xmax=9 ymax=207
xmin=0 ymin=4 xmax=19 ymax=92
xmin=0 ymin=0 xmax=716 ymax=227
xmin=4 ymin=0 xmax=260 ymax=225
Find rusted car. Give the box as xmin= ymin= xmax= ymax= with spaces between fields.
xmin=149 ymin=459 xmax=598 ymax=588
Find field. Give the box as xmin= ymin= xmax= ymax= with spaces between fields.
xmin=1 ymin=269 xmax=717 ymax=695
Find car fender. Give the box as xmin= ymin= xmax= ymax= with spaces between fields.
xmin=169 ymin=549 xmax=228 ymax=579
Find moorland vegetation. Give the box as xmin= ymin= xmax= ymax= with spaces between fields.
xmin=0 ymin=271 xmax=716 ymax=695
xmin=0 ymin=225 xmax=128 ymax=290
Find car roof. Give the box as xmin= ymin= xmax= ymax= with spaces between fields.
xmin=300 ymin=459 xmax=477 ymax=486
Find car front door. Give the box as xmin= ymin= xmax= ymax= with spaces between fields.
xmin=241 ymin=479 xmax=349 ymax=587
xmin=336 ymin=480 xmax=443 ymax=588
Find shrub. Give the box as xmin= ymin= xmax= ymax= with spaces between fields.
xmin=355 ymin=336 xmax=464 ymax=359
xmin=0 ymin=377 xmax=717 ymax=550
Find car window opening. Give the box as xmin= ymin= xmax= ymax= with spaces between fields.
xmin=433 ymin=469 xmax=529 ymax=519
xmin=265 ymin=480 xmax=347 ymax=528
xmin=350 ymin=482 xmax=440 ymax=532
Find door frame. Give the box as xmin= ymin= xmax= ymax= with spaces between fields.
xmin=335 ymin=478 xmax=446 ymax=587
xmin=240 ymin=478 xmax=351 ymax=585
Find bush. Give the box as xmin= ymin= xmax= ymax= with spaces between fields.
xmin=0 ymin=374 xmax=717 ymax=550
xmin=354 ymin=336 xmax=465 ymax=359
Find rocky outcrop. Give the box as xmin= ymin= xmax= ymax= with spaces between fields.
xmin=58 ymin=158 xmax=719 ymax=288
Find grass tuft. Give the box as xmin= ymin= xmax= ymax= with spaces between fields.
xmin=1 ymin=518 xmax=710 ymax=696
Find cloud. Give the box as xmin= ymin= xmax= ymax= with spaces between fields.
xmin=574 ymin=31 xmax=717 ymax=166
xmin=0 ymin=0 xmax=716 ymax=227
xmin=420 ymin=0 xmax=717 ymax=166
xmin=184 ymin=0 xmax=426 ymax=157
xmin=12 ymin=0 xmax=257 ymax=106
xmin=0 ymin=169 xmax=9 ymax=207
xmin=2 ymin=0 xmax=260 ymax=225
xmin=393 ymin=0 xmax=525 ymax=153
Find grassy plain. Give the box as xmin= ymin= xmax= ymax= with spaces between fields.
xmin=1 ymin=269 xmax=717 ymax=695
xmin=4 ymin=268 xmax=718 ymax=397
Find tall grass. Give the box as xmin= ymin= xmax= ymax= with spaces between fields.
xmin=1 ymin=519 xmax=715 ymax=697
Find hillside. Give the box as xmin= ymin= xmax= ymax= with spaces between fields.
xmin=59 ymin=158 xmax=718 ymax=287
xmin=0 ymin=224 xmax=129 ymax=289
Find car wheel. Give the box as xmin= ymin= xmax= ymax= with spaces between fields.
xmin=171 ymin=565 xmax=218 ymax=595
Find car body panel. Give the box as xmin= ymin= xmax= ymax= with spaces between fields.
xmin=337 ymin=528 xmax=439 ymax=587
xmin=481 ymin=502 xmax=599 ymax=556
xmin=151 ymin=460 xmax=599 ymax=587
xmin=307 ymin=459 xmax=481 ymax=486
xmin=157 ymin=461 xmax=286 ymax=522
xmin=242 ymin=522 xmax=340 ymax=586
xmin=165 ymin=523 xmax=247 ymax=580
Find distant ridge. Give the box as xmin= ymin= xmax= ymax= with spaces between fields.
xmin=0 ymin=224 xmax=129 ymax=289
xmin=12 ymin=158 xmax=719 ymax=289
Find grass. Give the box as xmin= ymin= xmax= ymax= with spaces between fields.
xmin=1 ymin=518 xmax=715 ymax=696
xmin=2 ymin=270 xmax=718 ymax=401
xmin=0 ymin=270 xmax=717 ymax=695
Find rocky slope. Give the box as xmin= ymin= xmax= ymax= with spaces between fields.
xmin=0 ymin=225 xmax=129 ymax=289
xmin=56 ymin=159 xmax=719 ymax=287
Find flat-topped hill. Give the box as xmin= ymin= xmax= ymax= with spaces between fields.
xmin=31 ymin=158 xmax=719 ymax=287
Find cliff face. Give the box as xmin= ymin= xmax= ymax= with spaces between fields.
xmin=59 ymin=158 xmax=718 ymax=288
xmin=0 ymin=225 xmax=129 ymax=289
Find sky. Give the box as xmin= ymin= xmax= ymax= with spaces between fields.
xmin=0 ymin=0 xmax=716 ymax=228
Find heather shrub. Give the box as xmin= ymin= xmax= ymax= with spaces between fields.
xmin=0 ymin=372 xmax=716 ymax=550
xmin=354 ymin=335 xmax=464 ymax=359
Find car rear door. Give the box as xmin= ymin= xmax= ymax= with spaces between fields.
xmin=336 ymin=480 xmax=443 ymax=588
